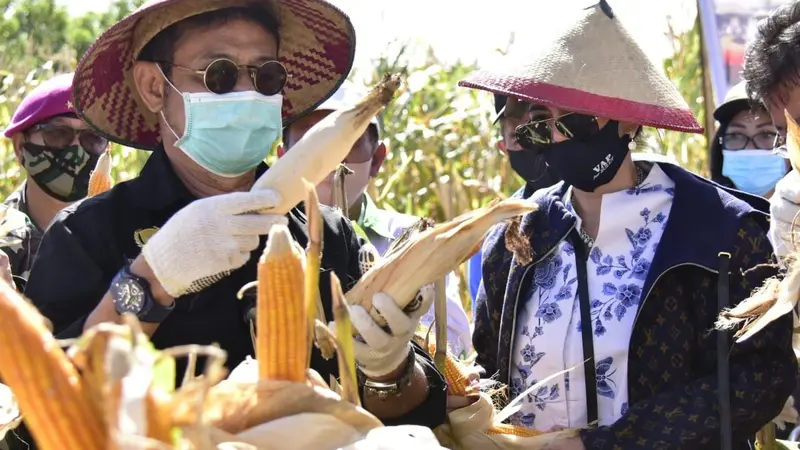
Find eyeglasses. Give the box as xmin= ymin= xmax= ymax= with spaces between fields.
xmin=159 ymin=58 xmax=289 ymax=96
xmin=27 ymin=124 xmax=108 ymax=154
xmin=720 ymin=132 xmax=778 ymax=150
xmin=514 ymin=112 xmax=600 ymax=150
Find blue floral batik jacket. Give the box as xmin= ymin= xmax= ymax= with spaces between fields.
xmin=473 ymin=161 xmax=797 ymax=449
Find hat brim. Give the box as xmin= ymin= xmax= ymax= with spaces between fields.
xmin=73 ymin=0 xmax=356 ymax=150
xmin=712 ymin=98 xmax=749 ymax=124
xmin=460 ymin=76 xmax=705 ymax=134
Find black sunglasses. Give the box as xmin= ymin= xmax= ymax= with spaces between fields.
xmin=720 ymin=132 xmax=778 ymax=150
xmin=27 ymin=123 xmax=108 ymax=154
xmin=159 ymin=58 xmax=290 ymax=96
xmin=514 ymin=112 xmax=600 ymax=150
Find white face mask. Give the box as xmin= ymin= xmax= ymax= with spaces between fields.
xmin=316 ymin=160 xmax=372 ymax=209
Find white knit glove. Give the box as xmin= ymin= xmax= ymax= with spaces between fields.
xmin=331 ymin=285 xmax=435 ymax=378
xmin=142 ymin=189 xmax=287 ymax=298
xmin=769 ymin=171 xmax=800 ymax=259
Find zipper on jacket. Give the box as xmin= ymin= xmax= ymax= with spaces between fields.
xmin=507 ymin=224 xmax=576 ymax=382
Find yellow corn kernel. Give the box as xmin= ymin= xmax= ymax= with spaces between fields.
xmin=0 ymin=280 xmax=106 ymax=449
xmin=88 ymin=151 xmax=113 ymax=196
xmin=445 ymin=353 xmax=470 ymax=396
xmin=488 ymin=423 xmax=544 ymax=437
xmin=257 ymin=224 xmax=307 ymax=382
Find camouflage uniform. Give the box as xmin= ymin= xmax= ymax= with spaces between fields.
xmin=2 ymin=183 xmax=42 ymax=287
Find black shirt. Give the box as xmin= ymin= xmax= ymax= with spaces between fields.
xmin=19 ymin=148 xmax=445 ymax=442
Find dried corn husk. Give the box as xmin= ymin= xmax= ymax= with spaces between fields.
xmin=346 ymin=199 xmax=536 ymax=325
xmin=251 ymin=75 xmax=403 ymax=215
xmin=170 ymin=378 xmax=382 ymax=436
xmin=434 ymin=393 xmax=577 ymax=450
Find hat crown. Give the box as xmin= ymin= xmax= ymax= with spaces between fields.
xmin=458 ymin=3 xmax=703 ymax=133
xmin=4 ymin=72 xmax=76 ymax=138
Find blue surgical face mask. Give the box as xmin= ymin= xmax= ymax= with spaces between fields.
xmin=160 ymin=70 xmax=282 ymax=177
xmin=721 ymin=149 xmax=787 ymax=196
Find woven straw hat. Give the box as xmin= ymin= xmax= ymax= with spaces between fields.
xmin=73 ymin=0 xmax=356 ymax=150
xmin=459 ymin=1 xmax=703 ymax=134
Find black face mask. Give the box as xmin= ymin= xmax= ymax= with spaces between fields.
xmin=21 ymin=143 xmax=98 ymax=202
xmin=540 ymin=121 xmax=632 ymax=192
xmin=508 ymin=148 xmax=550 ymax=183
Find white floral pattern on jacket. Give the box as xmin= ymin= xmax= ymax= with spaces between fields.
xmin=510 ymin=164 xmax=675 ymax=431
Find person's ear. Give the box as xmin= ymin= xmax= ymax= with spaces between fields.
xmin=132 ymin=61 xmax=167 ymax=113
xmin=10 ymin=134 xmax=23 ymax=163
xmin=497 ymin=139 xmax=508 ymax=155
xmin=370 ymin=142 xmax=387 ymax=177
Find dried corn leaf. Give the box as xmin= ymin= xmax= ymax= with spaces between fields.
xmin=347 ymin=199 xmax=536 ymax=324
xmin=170 ymin=379 xmax=382 ymax=436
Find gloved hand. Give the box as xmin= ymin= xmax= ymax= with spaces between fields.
xmin=769 ymin=170 xmax=800 ymax=258
xmin=332 ymin=285 xmax=435 ymax=378
xmin=142 ymin=189 xmax=287 ymax=298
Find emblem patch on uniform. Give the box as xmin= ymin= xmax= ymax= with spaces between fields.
xmin=133 ymin=227 xmax=159 ymax=248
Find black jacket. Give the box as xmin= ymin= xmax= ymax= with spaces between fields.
xmin=10 ymin=148 xmax=446 ymax=449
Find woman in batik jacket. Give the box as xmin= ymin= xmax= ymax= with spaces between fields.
xmin=461 ymin=2 xmax=796 ymax=449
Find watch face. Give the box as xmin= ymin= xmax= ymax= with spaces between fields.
xmin=113 ymin=277 xmax=146 ymax=315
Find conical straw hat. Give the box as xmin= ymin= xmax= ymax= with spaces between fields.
xmin=459 ymin=1 xmax=703 ymax=134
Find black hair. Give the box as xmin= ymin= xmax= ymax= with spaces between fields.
xmin=137 ymin=6 xmax=281 ymax=75
xmin=282 ymin=123 xmax=380 ymax=150
xmin=708 ymin=123 xmax=736 ymax=189
xmin=742 ymin=2 xmax=800 ymax=103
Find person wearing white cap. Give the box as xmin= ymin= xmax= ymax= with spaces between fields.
xmin=461 ymin=1 xmax=795 ymax=449
xmin=280 ymin=80 xmax=473 ymax=358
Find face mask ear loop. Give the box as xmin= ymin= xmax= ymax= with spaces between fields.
xmin=155 ymin=63 xmax=186 ymax=143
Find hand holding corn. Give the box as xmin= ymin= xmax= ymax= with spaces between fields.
xmin=141 ymin=189 xmax=288 ymax=298
xmin=330 ymin=285 xmax=435 ymax=378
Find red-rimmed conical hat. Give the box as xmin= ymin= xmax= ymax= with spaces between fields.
xmin=459 ymin=2 xmax=703 ymax=134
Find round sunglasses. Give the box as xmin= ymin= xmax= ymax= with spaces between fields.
xmin=159 ymin=58 xmax=289 ymax=96
xmin=514 ymin=112 xmax=600 ymax=150
xmin=720 ymin=132 xmax=778 ymax=150
xmin=27 ymin=123 xmax=108 ymax=154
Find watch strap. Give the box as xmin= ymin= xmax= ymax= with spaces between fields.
xmin=114 ymin=265 xmax=174 ymax=323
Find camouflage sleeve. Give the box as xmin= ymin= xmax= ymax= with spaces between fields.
xmin=0 ymin=213 xmax=35 ymax=284
xmin=580 ymin=216 xmax=797 ymax=449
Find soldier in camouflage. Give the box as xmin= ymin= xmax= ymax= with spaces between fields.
xmin=1 ymin=73 xmax=107 ymax=288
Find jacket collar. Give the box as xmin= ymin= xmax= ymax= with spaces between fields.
xmin=129 ymin=146 xmax=269 ymax=212
xmin=520 ymin=162 xmax=768 ymax=276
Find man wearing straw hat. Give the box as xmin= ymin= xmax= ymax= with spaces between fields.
xmin=19 ymin=1 xmax=447 ymax=445
xmin=463 ymin=1 xmax=795 ymax=449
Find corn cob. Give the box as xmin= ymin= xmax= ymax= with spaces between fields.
xmin=304 ymin=182 xmax=332 ymax=362
xmin=346 ymin=199 xmax=537 ymax=328
xmin=251 ymin=74 xmax=402 ymax=214
xmin=257 ymin=224 xmax=307 ymax=382
xmin=0 ymin=280 xmax=106 ymax=449
xmin=88 ymin=151 xmax=113 ymax=196
xmin=443 ymin=351 xmax=544 ymax=437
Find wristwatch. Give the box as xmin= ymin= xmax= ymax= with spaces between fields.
xmin=110 ymin=264 xmax=174 ymax=323
xmin=357 ymin=345 xmax=417 ymax=400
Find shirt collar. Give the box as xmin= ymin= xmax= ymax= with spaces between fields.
xmin=356 ymin=193 xmax=395 ymax=240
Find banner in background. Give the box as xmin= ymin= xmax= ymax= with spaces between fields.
xmin=698 ymin=0 xmax=789 ymax=108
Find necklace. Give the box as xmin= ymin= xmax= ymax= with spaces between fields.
xmin=574 ymin=165 xmax=648 ymax=250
